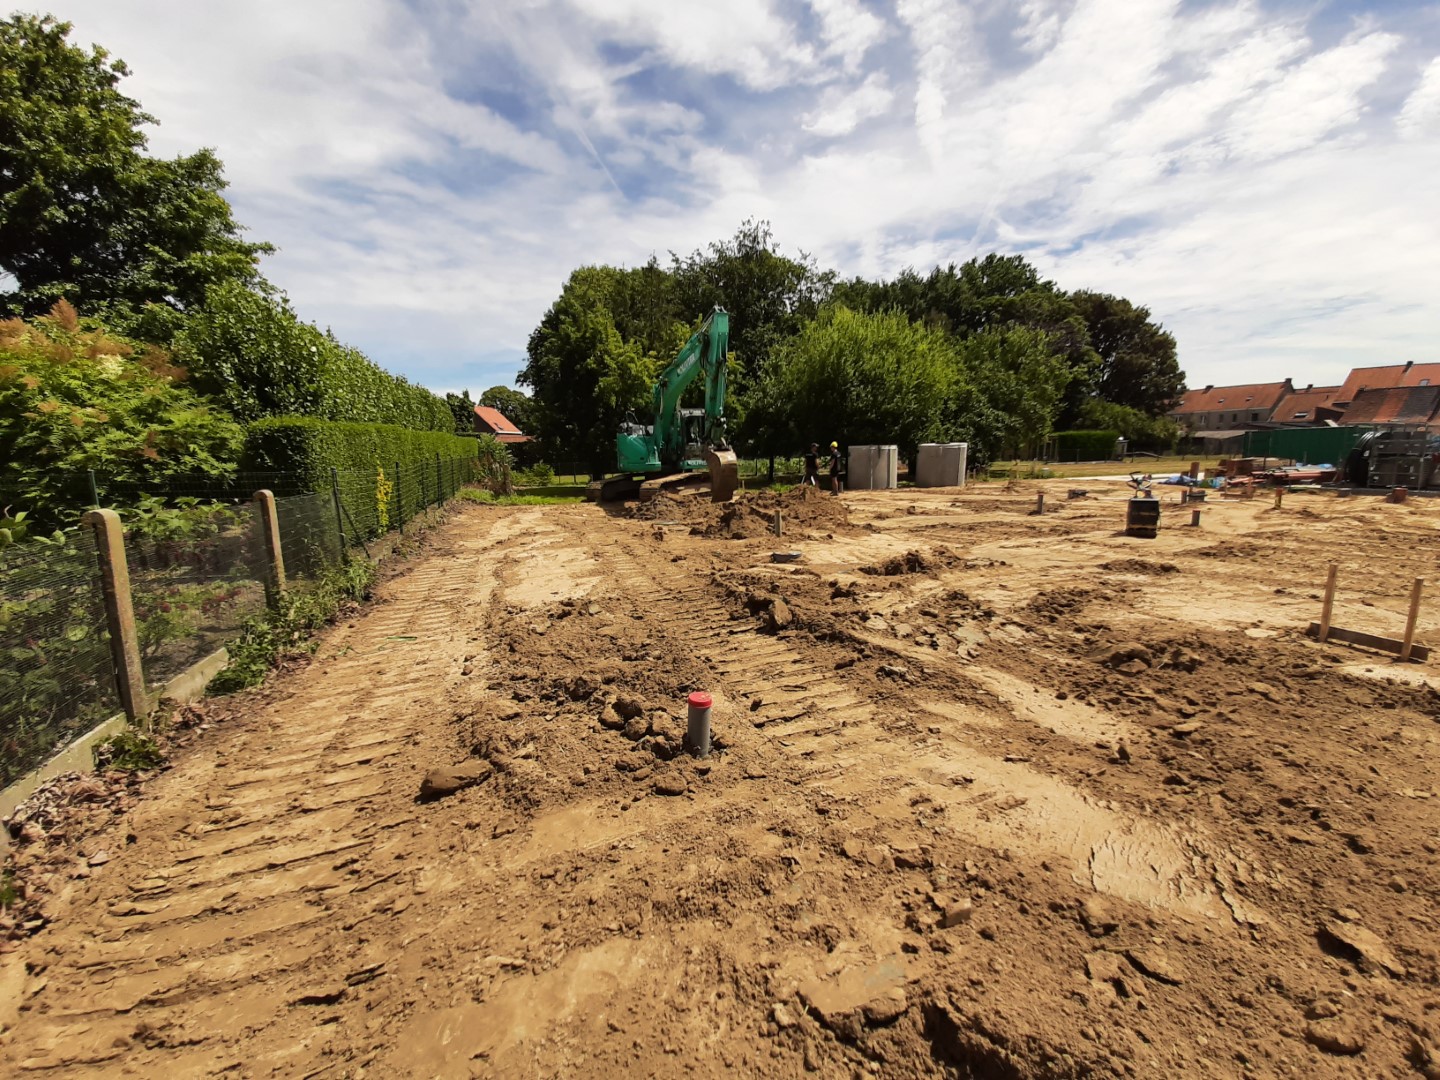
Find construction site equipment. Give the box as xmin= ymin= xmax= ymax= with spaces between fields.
xmin=915 ymin=442 xmax=968 ymax=487
xmin=1344 ymin=429 xmax=1438 ymax=490
xmin=1124 ymin=473 xmax=1160 ymax=538
xmin=589 ymin=308 xmax=739 ymax=503
xmin=847 ymin=445 xmax=899 ymax=490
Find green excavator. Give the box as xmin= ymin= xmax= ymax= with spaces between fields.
xmin=587 ymin=307 xmax=740 ymax=503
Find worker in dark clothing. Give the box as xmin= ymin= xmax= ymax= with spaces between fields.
xmin=803 ymin=444 xmax=820 ymax=486
xmin=829 ymin=441 xmax=842 ymax=495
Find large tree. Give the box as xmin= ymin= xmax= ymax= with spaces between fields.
xmin=518 ymin=267 xmax=657 ymax=473
xmin=767 ymin=307 xmax=958 ymax=463
xmin=1069 ymin=291 xmax=1183 ymax=415
xmin=0 ymin=15 xmax=269 ymax=323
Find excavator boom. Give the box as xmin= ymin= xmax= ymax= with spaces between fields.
xmin=595 ymin=307 xmax=738 ymax=503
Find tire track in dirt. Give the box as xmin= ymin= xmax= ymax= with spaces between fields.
xmin=1 ymin=513 xmax=521 ymax=1075
xmin=602 ymin=531 xmax=1247 ymax=926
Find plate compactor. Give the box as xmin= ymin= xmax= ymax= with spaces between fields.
xmin=1125 ymin=473 xmax=1160 ymax=538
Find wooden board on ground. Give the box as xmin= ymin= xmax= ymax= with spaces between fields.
xmin=1306 ymin=622 xmax=1430 ymax=661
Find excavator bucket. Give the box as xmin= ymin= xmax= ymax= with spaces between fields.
xmin=705 ymin=448 xmax=740 ymax=503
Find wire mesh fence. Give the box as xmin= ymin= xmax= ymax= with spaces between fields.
xmin=123 ymin=502 xmax=270 ymax=690
xmin=0 ymin=530 xmax=118 ymax=788
xmin=0 ymin=455 xmax=479 ymax=789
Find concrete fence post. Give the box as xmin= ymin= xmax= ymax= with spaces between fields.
xmin=253 ymin=489 xmax=286 ymax=607
xmin=82 ymin=509 xmax=149 ymax=722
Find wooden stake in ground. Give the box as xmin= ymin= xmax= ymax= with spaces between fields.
xmin=1401 ymin=578 xmax=1424 ymax=662
xmin=1273 ymin=487 xmax=1284 ymax=509
xmin=1318 ymin=564 xmax=1338 ymax=644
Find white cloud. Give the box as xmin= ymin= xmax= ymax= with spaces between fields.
xmin=1226 ymin=30 xmax=1401 ymax=158
xmin=807 ymin=0 xmax=890 ymax=71
xmin=803 ymin=73 xmax=894 ymax=137
xmin=38 ymin=0 xmax=1440 ymax=395
xmin=1398 ymin=56 xmax=1440 ymax=138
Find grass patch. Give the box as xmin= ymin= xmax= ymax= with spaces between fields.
xmin=459 ymin=487 xmax=583 ymax=506
xmin=208 ymin=559 xmax=376 ymax=695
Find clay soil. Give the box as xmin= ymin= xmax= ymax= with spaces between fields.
xmin=3 ymin=482 xmax=1439 ymax=1078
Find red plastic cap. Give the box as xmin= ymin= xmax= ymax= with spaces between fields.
xmin=688 ymin=692 xmax=713 ymax=709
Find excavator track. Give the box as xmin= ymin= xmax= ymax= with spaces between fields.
xmin=588 ymin=453 xmax=741 ymax=505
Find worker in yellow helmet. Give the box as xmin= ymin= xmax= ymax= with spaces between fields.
xmin=828 ymin=441 xmax=841 ymax=495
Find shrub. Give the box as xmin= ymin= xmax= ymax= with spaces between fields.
xmin=0 ymin=302 xmax=244 ymax=529
xmin=1050 ymin=430 xmax=1121 ymax=461
xmin=176 ymin=282 xmax=454 ymax=431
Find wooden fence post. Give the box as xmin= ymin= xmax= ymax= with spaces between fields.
xmin=82 ymin=509 xmax=149 ymax=721
xmin=253 ymin=490 xmax=286 ymax=607
xmin=1318 ymin=564 xmax=1338 ymax=644
xmin=1401 ymin=578 xmax=1424 ymax=662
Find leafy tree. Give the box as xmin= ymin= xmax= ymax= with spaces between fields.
xmin=953 ymin=325 xmax=1073 ymax=459
xmin=1069 ymin=291 xmax=1183 ymax=415
xmin=0 ymin=301 xmax=243 ymax=527
xmin=767 ymin=307 xmax=957 ymax=463
xmin=445 ymin=390 xmax=475 ymax=434
xmin=478 ymin=385 xmax=536 ymax=434
xmin=0 ymin=15 xmax=270 ymax=323
xmin=1073 ymin=398 xmax=1179 ymax=451
xmin=519 ymin=267 xmax=657 ymax=473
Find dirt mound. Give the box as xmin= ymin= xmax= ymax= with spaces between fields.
xmin=680 ymin=486 xmax=850 ymax=539
xmin=1100 ymin=558 xmax=1180 ymax=575
xmin=1193 ymin=540 xmax=1265 ymax=558
xmin=860 ymin=548 xmax=962 ymax=576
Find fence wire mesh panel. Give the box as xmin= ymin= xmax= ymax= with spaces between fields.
xmin=0 ymin=531 xmax=118 ymax=787
xmin=274 ymin=492 xmax=344 ymax=584
xmin=123 ymin=503 xmax=269 ymax=690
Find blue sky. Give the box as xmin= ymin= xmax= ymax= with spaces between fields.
xmin=49 ymin=0 xmax=1440 ymax=397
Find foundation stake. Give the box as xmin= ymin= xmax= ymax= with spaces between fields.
xmin=1273 ymin=487 xmax=1284 ymax=509
xmin=1035 ymin=492 xmax=1045 ymax=515
xmin=773 ymin=510 xmax=782 ymax=536
xmin=1190 ymin=508 xmax=1201 ymax=527
xmin=1401 ymin=578 xmax=1424 ymax=662
xmin=1318 ymin=564 xmax=1338 ymax=644
xmin=687 ymin=692 xmax=712 ymax=758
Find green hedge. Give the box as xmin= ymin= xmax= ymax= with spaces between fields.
xmin=243 ymin=417 xmax=478 ymax=535
xmin=178 ymin=282 xmax=455 ymax=431
xmin=1050 ymin=429 xmax=1121 ymax=461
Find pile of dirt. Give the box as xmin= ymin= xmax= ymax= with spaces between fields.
xmin=680 ymin=485 xmax=851 ymax=539
xmin=860 ymin=547 xmax=963 ymax=577
xmin=1100 ymin=558 xmax=1180 ymax=575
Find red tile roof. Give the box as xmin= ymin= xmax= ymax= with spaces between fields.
xmin=1335 ymin=363 xmax=1440 ymax=405
xmin=469 ymin=406 xmax=527 ymax=440
xmin=1341 ymin=386 xmax=1440 ymax=425
xmin=1271 ymin=385 xmax=1342 ymax=422
xmin=1171 ymin=381 xmax=1292 ymax=416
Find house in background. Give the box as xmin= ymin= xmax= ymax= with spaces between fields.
xmin=1271 ymin=384 xmax=1343 ymax=424
xmin=1340 ymin=386 xmax=1440 ymax=426
xmin=1169 ymin=380 xmax=1293 ymax=432
xmin=1330 ymin=361 xmax=1440 ymax=411
xmin=472 ymin=405 xmax=530 ymax=444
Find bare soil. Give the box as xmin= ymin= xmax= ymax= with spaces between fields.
xmin=3 ymin=482 xmax=1439 ymax=1078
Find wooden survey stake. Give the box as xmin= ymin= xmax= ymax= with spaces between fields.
xmin=1306 ymin=565 xmax=1428 ymax=662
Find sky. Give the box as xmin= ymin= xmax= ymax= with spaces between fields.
xmin=42 ymin=0 xmax=1440 ymax=398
